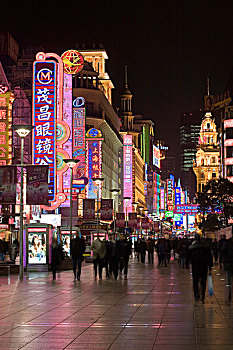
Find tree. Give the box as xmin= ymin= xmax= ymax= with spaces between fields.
xmin=196 ymin=178 xmax=233 ymax=234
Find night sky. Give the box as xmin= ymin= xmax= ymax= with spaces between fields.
xmin=1 ymin=0 xmax=233 ymax=175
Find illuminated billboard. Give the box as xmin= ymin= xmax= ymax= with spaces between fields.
xmin=73 ymin=97 xmax=86 ymax=178
xmin=61 ymin=50 xmax=84 ymax=75
xmin=32 ymin=61 xmax=57 ymax=202
xmin=123 ymin=134 xmax=133 ymax=213
xmin=153 ymin=145 xmax=160 ymax=168
xmin=175 ymin=187 xmax=181 ymax=205
xmin=166 ymin=179 xmax=173 ymax=210
xmin=0 ymin=90 xmax=14 ymax=165
xmin=160 ymin=187 xmax=165 ymax=211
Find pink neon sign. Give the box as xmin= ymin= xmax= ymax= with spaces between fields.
xmin=225 ymin=139 xmax=233 ymax=147
xmin=123 ymin=134 xmax=133 ymax=213
xmin=225 ymin=158 xmax=233 ymax=165
xmin=224 ymin=119 xmax=233 ymax=128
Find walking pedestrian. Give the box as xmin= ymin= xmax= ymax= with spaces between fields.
xmin=51 ymin=238 xmax=64 ymax=280
xmin=189 ymin=234 xmax=213 ymax=303
xmin=91 ymin=236 xmax=106 ymax=280
xmin=105 ymin=234 xmax=116 ymax=278
xmin=147 ymin=238 xmax=155 ymax=264
xmin=219 ymin=235 xmax=226 ymax=268
xmin=71 ymin=235 xmax=86 ymax=280
xmin=212 ymin=238 xmax=218 ymax=264
xmin=115 ymin=234 xmax=131 ymax=279
xmin=222 ymin=237 xmax=233 ymax=301
xmin=140 ymin=238 xmax=147 ymax=263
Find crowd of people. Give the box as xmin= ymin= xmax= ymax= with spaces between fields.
xmin=0 ymin=238 xmax=19 ymax=263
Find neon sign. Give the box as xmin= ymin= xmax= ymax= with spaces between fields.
xmin=0 ymin=91 xmax=14 ymax=165
xmin=160 ymin=187 xmax=165 ymax=211
xmin=61 ymin=50 xmax=84 ymax=75
xmin=175 ymin=187 xmax=181 ymax=205
xmin=224 ymin=119 xmax=233 ymax=128
xmin=166 ymin=179 xmax=173 ymax=210
xmin=33 ymin=61 xmax=57 ymax=201
xmin=123 ymin=134 xmax=133 ymax=213
xmin=86 ymin=138 xmax=102 ymax=199
xmin=73 ymin=97 xmax=86 ymax=178
xmin=153 ymin=145 xmax=160 ymax=168
xmin=0 ymin=85 xmax=9 ymax=94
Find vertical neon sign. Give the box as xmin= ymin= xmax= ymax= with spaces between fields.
xmin=123 ymin=134 xmax=133 ymax=213
xmin=160 ymin=187 xmax=165 ymax=211
xmin=86 ymin=129 xmax=102 ymax=199
xmin=73 ymin=97 xmax=86 ymax=178
xmin=166 ymin=179 xmax=173 ymax=211
xmin=0 ymin=91 xmax=14 ymax=165
xmin=33 ymin=61 xmax=56 ymax=201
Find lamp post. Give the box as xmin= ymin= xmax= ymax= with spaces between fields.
xmin=92 ymin=177 xmax=104 ymax=237
xmin=132 ymin=201 xmax=138 ymax=213
xmin=123 ymin=197 xmax=131 ymax=229
xmin=110 ymin=189 xmax=119 ymax=234
xmin=64 ymin=159 xmax=80 ymax=253
xmin=12 ymin=125 xmax=34 ymax=280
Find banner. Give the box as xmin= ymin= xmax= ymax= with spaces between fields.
xmin=141 ymin=217 xmax=150 ymax=229
xmin=116 ymin=212 xmax=125 ymax=228
xmin=0 ymin=166 xmax=17 ymax=204
xmin=100 ymin=199 xmax=113 ymax=221
xmin=128 ymin=213 xmax=137 ymax=228
xmin=26 ymin=165 xmax=48 ymax=205
xmin=154 ymin=221 xmax=159 ymax=232
xmin=83 ymin=199 xmax=95 ymax=220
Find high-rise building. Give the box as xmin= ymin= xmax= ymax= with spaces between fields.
xmin=180 ymin=112 xmax=201 ymax=199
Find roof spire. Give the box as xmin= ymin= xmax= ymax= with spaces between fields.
xmin=207 ymin=76 xmax=210 ymax=95
xmin=125 ymin=65 xmax=128 ymax=89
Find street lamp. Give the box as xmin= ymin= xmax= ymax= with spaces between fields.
xmin=132 ymin=201 xmax=138 ymax=213
xmin=64 ymin=159 xmax=80 ymax=253
xmin=12 ymin=124 xmax=34 ymax=280
xmin=110 ymin=189 xmax=119 ymax=234
xmin=138 ymin=206 xmax=144 ymax=238
xmin=123 ymin=197 xmax=131 ymax=228
xmin=92 ymin=177 xmax=104 ymax=237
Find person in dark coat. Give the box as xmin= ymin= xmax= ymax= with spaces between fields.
xmin=147 ymin=238 xmax=155 ymax=264
xmin=222 ymin=238 xmax=233 ymax=301
xmin=189 ymin=235 xmax=213 ymax=303
xmin=51 ymin=238 xmax=64 ymax=280
xmin=71 ymin=235 xmax=86 ymax=280
xmin=219 ymin=235 xmax=226 ymax=268
xmin=114 ymin=234 xmax=131 ymax=279
xmin=140 ymin=238 xmax=147 ymax=263
xmin=212 ymin=238 xmax=219 ymax=264
xmin=157 ymin=238 xmax=167 ymax=266
xmin=105 ymin=234 xmax=116 ymax=278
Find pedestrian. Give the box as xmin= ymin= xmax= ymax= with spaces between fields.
xmin=147 ymin=238 xmax=155 ymax=264
xmin=134 ymin=239 xmax=141 ymax=261
xmin=189 ymin=234 xmax=213 ymax=303
xmin=140 ymin=237 xmax=147 ymax=263
xmin=115 ymin=234 xmax=131 ymax=279
xmin=105 ymin=234 xmax=116 ymax=278
xmin=0 ymin=239 xmax=5 ymax=261
xmin=222 ymin=237 xmax=233 ymax=301
xmin=219 ymin=234 xmax=226 ymax=268
xmin=71 ymin=235 xmax=86 ymax=280
xmin=10 ymin=239 xmax=19 ymax=263
xmin=51 ymin=238 xmax=64 ymax=280
xmin=212 ymin=238 xmax=218 ymax=264
xmin=178 ymin=238 xmax=188 ymax=268
xmin=157 ymin=237 xmax=167 ymax=266
xmin=165 ymin=236 xmax=172 ymax=263
xmin=91 ymin=236 xmax=106 ymax=280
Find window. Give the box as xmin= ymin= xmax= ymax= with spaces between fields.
xmin=227 ymin=165 xmax=233 ymax=177
xmin=207 ymin=123 xmax=210 ymax=129
xmin=211 ymin=157 xmax=215 ymax=164
xmin=227 ymin=146 xmax=233 ymax=158
xmin=226 ymin=128 xmax=233 ymax=139
xmin=212 ymin=173 xmax=216 ymax=178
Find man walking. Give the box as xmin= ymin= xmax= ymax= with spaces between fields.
xmin=189 ymin=234 xmax=213 ymax=303
xmin=70 ymin=235 xmax=86 ymax=280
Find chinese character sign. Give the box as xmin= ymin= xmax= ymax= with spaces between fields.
xmin=175 ymin=187 xmax=181 ymax=205
xmin=86 ymin=139 xmax=102 ymax=199
xmin=0 ymin=91 xmax=14 ymax=165
xmin=166 ymin=179 xmax=173 ymax=209
xmin=100 ymin=199 xmax=113 ymax=221
xmin=0 ymin=166 xmax=17 ymax=204
xmin=123 ymin=134 xmax=133 ymax=213
xmin=73 ymin=97 xmax=86 ymax=178
xmin=33 ymin=61 xmax=57 ymax=201
xmin=160 ymin=187 xmax=165 ymax=210
xmin=26 ymin=165 xmax=48 ymax=205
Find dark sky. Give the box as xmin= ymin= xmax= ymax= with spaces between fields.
xmin=1 ymin=0 xmax=233 ymax=173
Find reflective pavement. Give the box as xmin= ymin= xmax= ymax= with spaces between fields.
xmin=0 ymin=256 xmax=233 ymax=349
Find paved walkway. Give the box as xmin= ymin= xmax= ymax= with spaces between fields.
xmin=0 ymin=257 xmax=232 ymax=350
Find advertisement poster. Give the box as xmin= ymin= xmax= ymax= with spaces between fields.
xmin=128 ymin=213 xmax=137 ymax=228
xmin=83 ymin=199 xmax=95 ymax=220
xmin=0 ymin=166 xmax=17 ymax=204
xmin=61 ymin=234 xmax=70 ymax=256
xmin=26 ymin=165 xmax=48 ymax=204
xmin=116 ymin=212 xmax=125 ymax=228
xmin=100 ymin=199 xmax=113 ymax=221
xmin=141 ymin=217 xmax=150 ymax=229
xmin=28 ymin=232 xmax=46 ymax=264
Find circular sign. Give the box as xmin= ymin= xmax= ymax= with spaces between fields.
xmin=61 ymin=50 xmax=84 ymax=75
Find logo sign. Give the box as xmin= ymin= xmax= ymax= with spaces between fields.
xmin=33 ymin=61 xmax=57 ymax=201
xmin=0 ymin=85 xmax=9 ymax=94
xmin=165 ymin=211 xmax=174 ymax=218
xmin=73 ymin=97 xmax=85 ymax=108
xmin=123 ymin=134 xmax=133 ymax=213
xmin=61 ymin=50 xmax=84 ymax=75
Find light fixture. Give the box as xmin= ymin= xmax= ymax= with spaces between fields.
xmin=64 ymin=158 xmax=80 ymax=168
xmin=110 ymin=189 xmax=120 ymax=195
xmin=92 ymin=177 xmax=105 ymax=185
xmin=12 ymin=124 xmax=34 ymax=138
